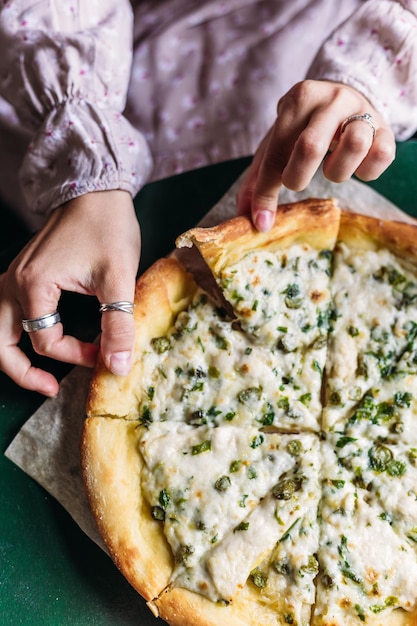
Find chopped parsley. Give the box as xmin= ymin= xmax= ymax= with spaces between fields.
xmin=234 ymin=521 xmax=250 ymax=532
xmin=250 ymin=434 xmax=264 ymax=449
xmin=191 ymin=440 xmax=212 ymax=455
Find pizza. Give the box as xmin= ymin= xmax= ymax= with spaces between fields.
xmin=81 ymin=198 xmax=417 ymax=626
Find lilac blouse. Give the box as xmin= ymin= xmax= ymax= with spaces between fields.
xmin=0 ymin=0 xmax=416 ymax=229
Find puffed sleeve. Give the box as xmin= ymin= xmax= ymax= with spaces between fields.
xmin=0 ymin=0 xmax=153 ymax=216
xmin=307 ymin=0 xmax=417 ymax=140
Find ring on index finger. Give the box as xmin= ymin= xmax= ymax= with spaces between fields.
xmin=99 ymin=301 xmax=134 ymax=315
xmin=340 ymin=112 xmax=376 ymax=140
xmin=22 ymin=311 xmax=61 ymax=333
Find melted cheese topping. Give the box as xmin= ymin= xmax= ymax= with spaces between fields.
xmin=140 ymin=424 xmax=299 ymax=573
xmin=217 ymin=246 xmax=332 ymax=349
xmin=172 ymin=434 xmax=319 ymax=604
xmin=138 ymin=286 xmax=324 ymax=432
xmin=315 ymin=438 xmax=417 ymax=623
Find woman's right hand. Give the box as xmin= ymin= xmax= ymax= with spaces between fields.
xmin=237 ymin=80 xmax=396 ymax=231
xmin=0 ymin=189 xmax=141 ymax=397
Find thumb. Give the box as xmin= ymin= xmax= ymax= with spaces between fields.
xmin=98 ymin=288 xmax=136 ymax=377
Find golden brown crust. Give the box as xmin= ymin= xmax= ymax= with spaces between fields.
xmin=154 ymin=584 xmax=298 ymax=626
xmin=176 ymin=198 xmax=341 ymax=277
xmin=339 ymin=210 xmax=417 ymax=262
xmin=86 ymin=257 xmax=199 ymax=419
xmin=81 ymin=416 xmax=174 ymax=601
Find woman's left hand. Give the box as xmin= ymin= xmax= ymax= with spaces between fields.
xmin=237 ymin=80 xmax=396 ymax=231
xmin=0 ymin=190 xmax=140 ymax=397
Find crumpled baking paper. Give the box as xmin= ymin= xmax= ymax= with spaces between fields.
xmin=4 ymin=166 xmax=416 ymax=552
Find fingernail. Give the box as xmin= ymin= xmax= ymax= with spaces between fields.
xmin=110 ymin=351 xmax=132 ymax=376
xmin=255 ymin=210 xmax=274 ymax=232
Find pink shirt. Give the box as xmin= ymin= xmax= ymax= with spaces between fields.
xmin=0 ymin=0 xmax=416 ymax=229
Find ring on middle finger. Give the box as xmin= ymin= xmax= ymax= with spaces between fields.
xmin=99 ymin=301 xmax=134 ymax=315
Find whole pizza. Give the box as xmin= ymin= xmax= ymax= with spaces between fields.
xmin=81 ymin=198 xmax=417 ymax=626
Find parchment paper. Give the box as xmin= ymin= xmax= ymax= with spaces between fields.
xmin=4 ymin=166 xmax=416 ymax=553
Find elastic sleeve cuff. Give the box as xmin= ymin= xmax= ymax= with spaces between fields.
xmin=19 ymin=98 xmax=153 ymax=216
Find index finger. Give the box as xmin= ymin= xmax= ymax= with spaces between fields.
xmin=0 ymin=292 xmax=61 ymax=396
xmin=251 ymin=105 xmax=309 ymax=231
xmin=21 ymin=288 xmax=98 ymax=369
xmin=250 ymin=124 xmax=287 ymax=231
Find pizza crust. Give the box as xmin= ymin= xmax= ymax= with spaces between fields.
xmin=81 ymin=416 xmax=174 ymax=601
xmin=176 ymin=197 xmax=341 ymax=277
xmin=154 ymin=583 xmax=304 ymax=626
xmin=338 ymin=210 xmax=417 ymax=262
xmin=157 ymin=589 xmax=417 ymax=626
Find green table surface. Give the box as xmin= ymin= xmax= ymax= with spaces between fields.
xmin=1 ymin=145 xmax=417 ymax=625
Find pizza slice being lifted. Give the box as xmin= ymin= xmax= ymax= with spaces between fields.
xmin=176 ymin=198 xmax=341 ymax=433
xmin=82 ymin=198 xmax=417 ymax=626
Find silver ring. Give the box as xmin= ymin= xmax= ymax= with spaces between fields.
xmin=99 ymin=301 xmax=134 ymax=315
xmin=340 ymin=112 xmax=376 ymax=140
xmin=22 ymin=311 xmax=61 ymax=333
